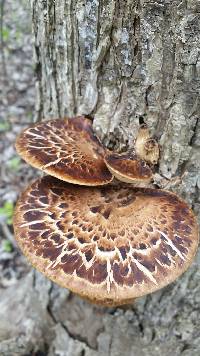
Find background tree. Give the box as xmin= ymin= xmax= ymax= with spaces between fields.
xmin=1 ymin=1 xmax=200 ymax=355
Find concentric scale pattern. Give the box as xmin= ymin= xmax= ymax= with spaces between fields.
xmin=14 ymin=176 xmax=199 ymax=306
xmin=15 ymin=116 xmax=113 ymax=185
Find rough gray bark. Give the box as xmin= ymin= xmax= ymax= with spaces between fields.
xmin=31 ymin=0 xmax=200 ymax=214
xmin=1 ymin=0 xmax=200 ymax=355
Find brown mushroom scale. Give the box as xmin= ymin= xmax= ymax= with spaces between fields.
xmin=15 ymin=116 xmax=113 ymax=186
xmin=14 ymin=176 xmax=199 ymax=306
xmin=105 ymin=152 xmax=153 ymax=184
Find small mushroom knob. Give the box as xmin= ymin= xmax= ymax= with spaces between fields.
xmin=135 ymin=125 xmax=159 ymax=165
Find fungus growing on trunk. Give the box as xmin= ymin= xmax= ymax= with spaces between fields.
xmin=15 ymin=116 xmax=113 ymax=186
xmin=104 ymin=122 xmax=159 ymax=185
xmin=135 ymin=124 xmax=160 ymax=165
xmin=13 ymin=176 xmax=199 ymax=307
xmin=104 ymin=151 xmax=153 ymax=184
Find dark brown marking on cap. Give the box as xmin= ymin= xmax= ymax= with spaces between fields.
xmin=87 ymin=261 xmax=108 ymax=284
xmin=23 ymin=210 xmax=46 ymax=222
xmin=140 ymin=260 xmax=156 ymax=273
xmin=29 ymin=222 xmax=47 ymax=231
xmin=102 ymin=207 xmax=112 ymax=220
xmin=15 ymin=116 xmax=113 ymax=186
xmin=13 ymin=176 xmax=199 ymax=306
xmin=118 ymin=246 xmax=128 ymax=260
xmin=51 ymin=234 xmax=62 ymax=244
xmin=90 ymin=205 xmax=102 ymax=214
xmin=105 ymin=151 xmax=153 ymax=183
xmin=29 ymin=231 xmax=39 ymax=240
xmin=159 ymin=254 xmax=171 ymax=266
xmin=85 ymin=250 xmax=93 ymax=262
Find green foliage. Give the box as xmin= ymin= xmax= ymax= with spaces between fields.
xmin=0 ymin=121 xmax=10 ymax=132
xmin=2 ymin=240 xmax=13 ymax=253
xmin=0 ymin=201 xmax=14 ymax=225
xmin=7 ymin=156 xmax=21 ymax=171
xmin=2 ymin=27 xmax=10 ymax=42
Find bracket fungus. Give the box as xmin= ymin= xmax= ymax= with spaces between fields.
xmin=14 ymin=116 xmax=199 ymax=306
xmin=15 ymin=116 xmax=113 ymax=186
xmin=14 ymin=176 xmax=199 ymax=307
xmin=104 ymin=122 xmax=159 ymax=185
xmin=104 ymin=151 xmax=153 ymax=184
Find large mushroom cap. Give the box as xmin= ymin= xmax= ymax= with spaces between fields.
xmin=15 ymin=116 xmax=113 ymax=186
xmin=14 ymin=176 xmax=199 ymax=306
xmin=104 ymin=151 xmax=153 ymax=184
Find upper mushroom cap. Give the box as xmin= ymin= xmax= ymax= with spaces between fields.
xmin=15 ymin=116 xmax=113 ymax=186
xmin=14 ymin=176 xmax=199 ymax=306
xmin=104 ymin=151 xmax=153 ymax=184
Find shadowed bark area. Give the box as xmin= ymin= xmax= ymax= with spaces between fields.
xmin=1 ymin=1 xmax=199 ymax=355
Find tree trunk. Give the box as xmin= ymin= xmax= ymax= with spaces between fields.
xmin=1 ymin=1 xmax=200 ymax=355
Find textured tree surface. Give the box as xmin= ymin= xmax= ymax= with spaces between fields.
xmin=2 ymin=0 xmax=200 ymax=355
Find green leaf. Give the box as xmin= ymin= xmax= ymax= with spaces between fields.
xmin=2 ymin=240 xmax=13 ymax=253
xmin=7 ymin=157 xmax=21 ymax=171
xmin=6 ymin=217 xmax=13 ymax=225
xmin=2 ymin=28 xmax=10 ymax=42
xmin=0 ymin=121 xmax=10 ymax=132
xmin=0 ymin=201 xmax=14 ymax=225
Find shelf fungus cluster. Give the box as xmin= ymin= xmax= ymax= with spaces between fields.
xmin=14 ymin=116 xmax=199 ymax=306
